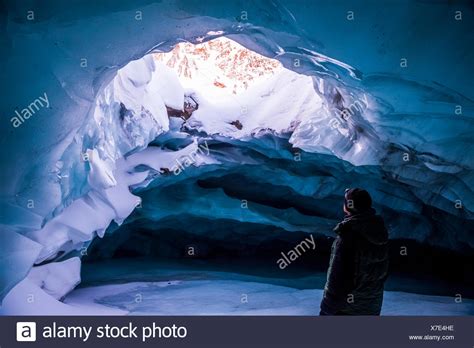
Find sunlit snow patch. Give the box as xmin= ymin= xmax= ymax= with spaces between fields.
xmin=153 ymin=37 xmax=282 ymax=97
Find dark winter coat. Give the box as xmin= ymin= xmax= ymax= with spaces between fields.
xmin=320 ymin=208 xmax=389 ymax=315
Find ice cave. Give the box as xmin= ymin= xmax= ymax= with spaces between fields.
xmin=0 ymin=0 xmax=473 ymax=315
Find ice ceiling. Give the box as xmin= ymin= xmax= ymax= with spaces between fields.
xmin=0 ymin=0 xmax=473 ymax=313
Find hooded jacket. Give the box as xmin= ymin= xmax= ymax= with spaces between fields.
xmin=320 ymin=208 xmax=389 ymax=315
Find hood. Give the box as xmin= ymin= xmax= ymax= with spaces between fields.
xmin=334 ymin=208 xmax=388 ymax=245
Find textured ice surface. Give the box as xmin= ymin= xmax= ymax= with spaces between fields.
xmin=1 ymin=0 xmax=473 ymax=311
xmin=0 ymin=230 xmax=42 ymax=301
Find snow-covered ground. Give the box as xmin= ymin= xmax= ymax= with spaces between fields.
xmin=2 ymin=255 xmax=472 ymax=315
xmin=65 ymin=279 xmax=474 ymax=316
xmin=66 ymin=260 xmax=474 ymax=316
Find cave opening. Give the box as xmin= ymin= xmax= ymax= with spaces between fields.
xmin=77 ymin=37 xmax=473 ymax=305
xmin=81 ymin=36 xmax=333 ymax=287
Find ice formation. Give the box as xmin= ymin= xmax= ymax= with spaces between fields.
xmin=27 ymin=257 xmax=81 ymax=300
xmin=0 ymin=0 xmax=473 ymax=314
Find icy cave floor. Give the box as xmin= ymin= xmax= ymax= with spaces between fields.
xmin=61 ymin=259 xmax=474 ymax=316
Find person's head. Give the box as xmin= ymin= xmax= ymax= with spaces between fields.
xmin=343 ymin=188 xmax=372 ymax=215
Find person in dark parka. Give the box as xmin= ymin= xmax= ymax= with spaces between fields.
xmin=320 ymin=188 xmax=389 ymax=315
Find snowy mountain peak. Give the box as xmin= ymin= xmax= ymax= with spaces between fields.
xmin=154 ymin=37 xmax=282 ymax=95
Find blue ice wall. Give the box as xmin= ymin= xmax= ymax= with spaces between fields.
xmin=1 ymin=0 xmax=473 ymax=300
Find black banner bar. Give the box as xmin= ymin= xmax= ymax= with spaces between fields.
xmin=2 ymin=316 xmax=472 ymax=347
